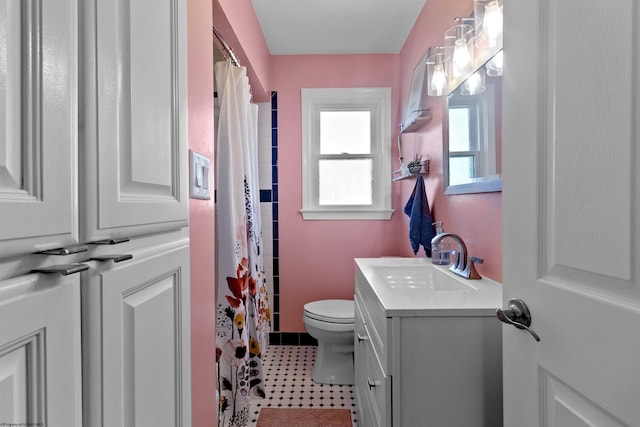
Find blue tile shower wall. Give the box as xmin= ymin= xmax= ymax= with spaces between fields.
xmin=263 ymin=92 xmax=313 ymax=346
xmin=271 ymin=91 xmax=279 ymax=333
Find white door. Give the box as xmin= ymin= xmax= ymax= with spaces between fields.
xmin=79 ymin=0 xmax=189 ymax=242
xmin=81 ymin=237 xmax=191 ymax=427
xmin=0 ymin=274 xmax=82 ymax=426
xmin=0 ymin=0 xmax=77 ymax=256
xmin=502 ymin=1 xmax=640 ymax=426
xmin=0 ymin=1 xmax=82 ymax=425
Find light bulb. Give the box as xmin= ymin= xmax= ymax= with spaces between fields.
xmin=483 ymin=1 xmax=503 ymax=48
xmin=452 ymin=38 xmax=471 ymax=77
xmin=431 ymin=63 xmax=446 ymax=96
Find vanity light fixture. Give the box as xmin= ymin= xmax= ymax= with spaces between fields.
xmin=425 ymin=0 xmax=503 ymax=97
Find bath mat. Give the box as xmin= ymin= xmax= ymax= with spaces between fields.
xmin=256 ymin=408 xmax=352 ymax=427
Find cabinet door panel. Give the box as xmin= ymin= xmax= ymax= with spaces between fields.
xmin=0 ymin=0 xmax=77 ymax=256
xmin=0 ymin=273 xmax=82 ymax=427
xmin=80 ymin=0 xmax=188 ymax=242
xmin=82 ymin=239 xmax=191 ymax=427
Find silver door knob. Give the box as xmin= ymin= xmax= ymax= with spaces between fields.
xmin=496 ymin=298 xmax=541 ymax=342
xmin=356 ymin=333 xmax=369 ymax=343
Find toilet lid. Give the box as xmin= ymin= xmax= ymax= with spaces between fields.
xmin=304 ymin=299 xmax=354 ymax=324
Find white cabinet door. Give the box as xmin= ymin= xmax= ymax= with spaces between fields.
xmin=82 ymin=237 xmax=191 ymax=427
xmin=0 ymin=0 xmax=77 ymax=256
xmin=503 ymin=1 xmax=640 ymax=425
xmin=79 ymin=0 xmax=189 ymax=242
xmin=0 ymin=273 xmax=82 ymax=427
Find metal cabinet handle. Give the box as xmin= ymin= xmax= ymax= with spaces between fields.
xmin=496 ymin=298 xmax=541 ymax=342
xmin=90 ymin=237 xmax=130 ymax=245
xmin=89 ymin=254 xmax=133 ymax=263
xmin=367 ymin=378 xmax=379 ymax=390
xmin=32 ymin=264 xmax=89 ymax=276
xmin=357 ymin=333 xmax=369 ymax=343
xmin=36 ymin=245 xmax=88 ymax=255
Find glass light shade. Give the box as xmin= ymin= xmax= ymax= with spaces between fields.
xmin=486 ymin=50 xmax=503 ymax=76
xmin=426 ymin=48 xmax=447 ymax=96
xmin=460 ymin=68 xmax=486 ymax=96
xmin=444 ymin=24 xmax=474 ymax=79
xmin=474 ymin=0 xmax=503 ymax=49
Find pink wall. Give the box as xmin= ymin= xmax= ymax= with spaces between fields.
xmin=214 ymin=0 xmax=271 ymax=101
xmin=187 ymin=0 xmax=216 ymax=425
xmin=271 ymin=55 xmax=410 ymax=332
xmin=398 ymin=0 xmax=503 ymax=283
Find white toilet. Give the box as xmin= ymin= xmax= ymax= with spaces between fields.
xmin=303 ymin=299 xmax=355 ymax=385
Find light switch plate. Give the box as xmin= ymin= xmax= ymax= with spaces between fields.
xmin=189 ymin=149 xmax=211 ymax=200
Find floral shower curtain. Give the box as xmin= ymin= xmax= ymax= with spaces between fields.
xmin=214 ymin=59 xmax=271 ymax=427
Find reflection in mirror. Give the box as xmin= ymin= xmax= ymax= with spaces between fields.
xmin=443 ymin=60 xmax=502 ymax=195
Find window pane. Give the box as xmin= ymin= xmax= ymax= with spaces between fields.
xmin=319 ymin=159 xmax=372 ymax=205
xmin=320 ymin=111 xmax=370 ymax=154
xmin=449 ymin=155 xmax=476 ymax=185
xmin=449 ymin=107 xmax=471 ymax=151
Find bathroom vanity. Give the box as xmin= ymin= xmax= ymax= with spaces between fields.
xmin=354 ymin=258 xmax=503 ymax=427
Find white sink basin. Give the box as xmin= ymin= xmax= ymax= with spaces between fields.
xmin=355 ymin=258 xmax=502 ymax=316
xmin=374 ymin=265 xmax=479 ymax=291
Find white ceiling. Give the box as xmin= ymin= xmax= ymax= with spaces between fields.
xmin=251 ymin=0 xmax=427 ymax=55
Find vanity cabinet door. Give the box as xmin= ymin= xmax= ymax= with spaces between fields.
xmin=0 ymin=0 xmax=78 ymax=256
xmin=354 ymin=297 xmax=373 ymax=425
xmin=354 ymin=294 xmax=391 ymax=427
xmin=361 ymin=323 xmax=391 ymax=427
xmin=355 ymin=269 xmax=390 ymax=371
xmin=81 ymin=238 xmax=191 ymax=427
xmin=79 ymin=0 xmax=189 ymax=242
xmin=0 ymin=273 xmax=82 ymax=427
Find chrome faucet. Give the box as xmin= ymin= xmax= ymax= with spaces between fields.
xmin=430 ymin=232 xmax=483 ymax=280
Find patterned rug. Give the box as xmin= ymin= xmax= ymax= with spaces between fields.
xmin=256 ymin=408 xmax=352 ymax=427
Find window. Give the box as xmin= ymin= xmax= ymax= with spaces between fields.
xmin=447 ymin=86 xmax=496 ymax=186
xmin=301 ymin=88 xmax=392 ymax=220
xmin=448 ymin=103 xmax=480 ymax=185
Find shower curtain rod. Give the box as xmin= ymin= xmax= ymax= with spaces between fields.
xmin=213 ymin=25 xmax=240 ymax=67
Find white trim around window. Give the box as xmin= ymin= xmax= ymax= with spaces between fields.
xmin=300 ymin=88 xmax=393 ymax=220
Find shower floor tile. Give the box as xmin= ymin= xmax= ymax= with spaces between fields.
xmin=249 ymin=345 xmax=358 ymax=426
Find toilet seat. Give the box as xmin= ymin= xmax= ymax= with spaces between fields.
xmin=304 ymin=299 xmax=354 ymax=324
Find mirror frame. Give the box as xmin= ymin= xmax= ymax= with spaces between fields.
xmin=442 ymin=66 xmax=502 ymax=195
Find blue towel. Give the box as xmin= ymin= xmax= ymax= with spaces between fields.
xmin=403 ymin=176 xmax=436 ymax=256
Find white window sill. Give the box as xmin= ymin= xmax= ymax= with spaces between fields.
xmin=300 ymin=208 xmax=394 ymax=220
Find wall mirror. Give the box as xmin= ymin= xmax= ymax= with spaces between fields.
xmin=443 ymin=52 xmax=503 ymax=195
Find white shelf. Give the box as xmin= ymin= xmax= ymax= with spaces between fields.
xmin=399 ymin=109 xmax=432 ymax=133
xmin=392 ymin=160 xmax=429 ymax=181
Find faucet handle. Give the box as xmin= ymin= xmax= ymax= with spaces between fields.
xmin=465 ymin=256 xmax=483 ymax=279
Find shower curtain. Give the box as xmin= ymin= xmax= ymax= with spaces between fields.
xmin=215 ymin=59 xmax=271 ymax=427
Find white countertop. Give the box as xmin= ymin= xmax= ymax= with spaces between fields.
xmin=354 ymin=257 xmax=503 ymax=317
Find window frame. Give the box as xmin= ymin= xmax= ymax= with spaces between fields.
xmin=449 ymin=98 xmax=482 ymax=173
xmin=447 ymin=85 xmax=497 ymax=184
xmin=301 ymin=88 xmax=393 ymax=220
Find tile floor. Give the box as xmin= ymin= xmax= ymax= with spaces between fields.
xmin=248 ymin=345 xmax=358 ymax=426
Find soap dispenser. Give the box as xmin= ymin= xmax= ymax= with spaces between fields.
xmin=431 ymin=221 xmax=451 ymax=265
